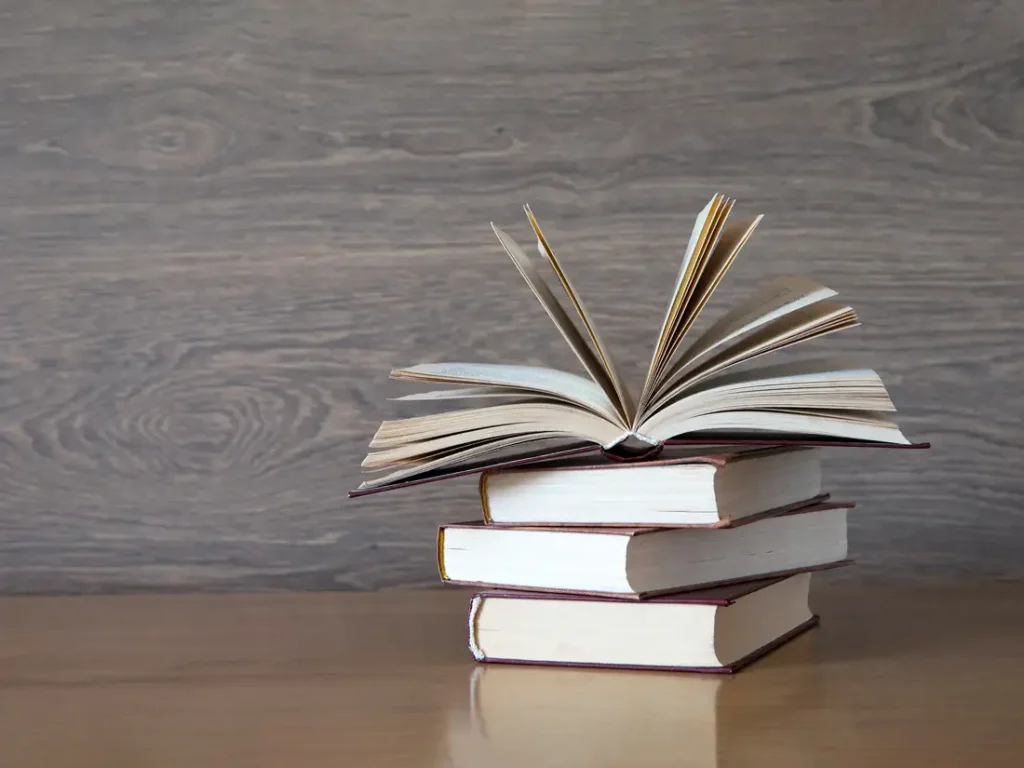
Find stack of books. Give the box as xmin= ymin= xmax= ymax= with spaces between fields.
xmin=350 ymin=193 xmax=927 ymax=672
xmin=437 ymin=445 xmax=851 ymax=672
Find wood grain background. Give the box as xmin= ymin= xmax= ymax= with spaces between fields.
xmin=0 ymin=0 xmax=1020 ymax=594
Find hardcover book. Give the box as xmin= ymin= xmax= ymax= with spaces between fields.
xmin=438 ymin=501 xmax=852 ymax=598
xmin=467 ymin=572 xmax=820 ymax=672
xmin=478 ymin=445 xmax=825 ymax=527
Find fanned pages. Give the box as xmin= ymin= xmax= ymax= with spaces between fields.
xmin=637 ymin=195 xmax=726 ymax=411
xmin=524 ymin=205 xmax=635 ymax=420
xmin=490 ymin=224 xmax=627 ymax=425
xmin=351 ymin=194 xmax=926 ymax=496
xmin=389 ymin=363 xmax=621 ymax=423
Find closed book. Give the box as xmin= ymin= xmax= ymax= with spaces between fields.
xmin=438 ymin=501 xmax=852 ymax=598
xmin=467 ymin=572 xmax=819 ymax=672
xmin=480 ymin=445 xmax=823 ymax=527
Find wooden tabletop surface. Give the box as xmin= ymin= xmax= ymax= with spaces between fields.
xmin=0 ymin=585 xmax=1021 ymax=767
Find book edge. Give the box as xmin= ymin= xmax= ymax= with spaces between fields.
xmin=481 ymin=493 xmax=838 ymax=530
xmin=443 ymin=498 xmax=853 ymax=534
xmin=443 ymin=558 xmax=853 ymax=600
xmin=471 ymin=572 xmax=792 ymax=607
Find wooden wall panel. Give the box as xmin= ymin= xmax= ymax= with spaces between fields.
xmin=0 ymin=0 xmax=1021 ymax=593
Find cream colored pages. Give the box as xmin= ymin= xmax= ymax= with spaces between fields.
xmin=647 ymin=212 xmax=761 ymax=404
xmin=660 ymin=275 xmax=839 ymax=390
xmin=363 ymin=408 xmax=624 ymax=467
xmin=369 ymin=402 xmax=624 ymax=448
xmin=653 ymin=198 xmax=736 ymax=386
xmin=355 ymin=432 xmax=582 ymax=491
xmin=491 ymin=225 xmax=626 ymax=422
xmin=637 ymin=194 xmax=723 ymax=408
xmin=644 ymin=301 xmax=859 ymax=416
xmin=682 ymin=357 xmax=892 ymax=397
xmin=637 ymin=365 xmax=898 ymax=437
xmin=643 ymin=408 xmax=910 ymax=445
xmin=657 ymin=197 xmax=730 ymax=364
xmin=646 ymin=384 xmax=897 ymax=429
xmin=391 ymin=362 xmax=621 ymax=423
xmin=364 ymin=426 xmax=577 ymax=469
xmin=670 ymin=215 xmax=763 ymax=347
xmin=524 ymin=205 xmax=634 ymax=419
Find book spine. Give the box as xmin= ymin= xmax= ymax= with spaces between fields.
xmin=436 ymin=527 xmax=448 ymax=581
xmin=604 ymin=430 xmax=661 ymax=449
xmin=467 ymin=595 xmax=485 ymax=660
xmin=478 ymin=474 xmax=494 ymax=524
xmin=601 ymin=433 xmax=664 ymax=460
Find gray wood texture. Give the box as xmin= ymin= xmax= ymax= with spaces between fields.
xmin=0 ymin=0 xmax=1021 ymax=594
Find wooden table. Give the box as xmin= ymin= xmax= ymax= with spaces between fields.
xmin=0 ymin=585 xmax=1021 ymax=767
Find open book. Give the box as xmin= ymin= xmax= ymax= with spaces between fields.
xmin=352 ymin=194 xmax=925 ymax=496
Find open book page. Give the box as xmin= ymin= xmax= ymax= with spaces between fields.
xmin=653 ymin=276 xmax=840 ymax=402
xmin=523 ymin=205 xmax=634 ymax=419
xmin=363 ymin=422 xmax=601 ymax=469
xmin=642 ymin=301 xmax=859 ymax=417
xmin=650 ymin=196 xmax=732 ymax=385
xmin=368 ymin=402 xmax=626 ymax=450
xmin=490 ymin=225 xmax=627 ymax=424
xmin=642 ymin=408 xmax=911 ymax=445
xmin=355 ymin=433 xmax=588 ymax=491
xmin=643 ymin=212 xmax=762 ymax=411
xmin=637 ymin=363 xmax=898 ymax=438
xmin=664 ymin=215 xmax=762 ymax=353
xmin=658 ymin=378 xmax=897 ymax=420
xmin=390 ymin=362 xmax=622 ymax=423
xmin=651 ymin=198 xmax=735 ymax=385
xmin=637 ymin=194 xmax=725 ymax=409
xmin=680 ymin=357 xmax=894 ymax=398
